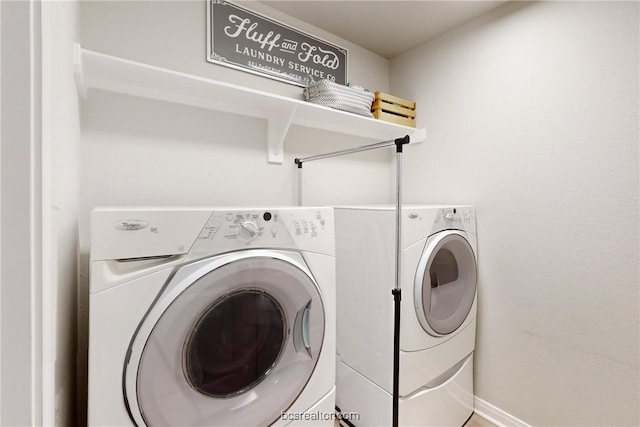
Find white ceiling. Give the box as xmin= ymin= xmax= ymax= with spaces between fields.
xmin=260 ymin=1 xmax=508 ymax=59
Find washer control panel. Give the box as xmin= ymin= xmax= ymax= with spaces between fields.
xmin=191 ymin=208 xmax=333 ymax=254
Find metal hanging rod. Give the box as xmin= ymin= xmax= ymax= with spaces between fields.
xmin=294 ymin=135 xmax=410 ymax=207
xmin=294 ymin=135 xmax=410 ymax=166
xmin=294 ymin=133 xmax=411 ymax=427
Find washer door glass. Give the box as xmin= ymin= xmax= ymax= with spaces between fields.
xmin=126 ymin=252 xmax=325 ymax=427
xmin=184 ymin=289 xmax=286 ymax=398
xmin=415 ymin=232 xmax=476 ymax=336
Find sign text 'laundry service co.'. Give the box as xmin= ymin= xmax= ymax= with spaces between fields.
xmin=207 ymin=1 xmax=348 ymax=87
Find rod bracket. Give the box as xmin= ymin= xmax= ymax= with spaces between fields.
xmin=394 ymin=135 xmax=410 ymax=153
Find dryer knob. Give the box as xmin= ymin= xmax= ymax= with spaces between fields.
xmin=238 ymin=220 xmax=259 ymax=242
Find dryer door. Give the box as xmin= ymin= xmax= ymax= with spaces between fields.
xmin=123 ymin=250 xmax=325 ymax=426
xmin=414 ymin=231 xmax=476 ymax=336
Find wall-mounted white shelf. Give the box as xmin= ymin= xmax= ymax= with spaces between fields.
xmin=73 ymin=44 xmax=425 ymax=164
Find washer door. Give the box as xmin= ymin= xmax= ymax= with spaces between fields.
xmin=124 ymin=250 xmax=325 ymax=426
xmin=414 ymin=231 xmax=476 ymax=337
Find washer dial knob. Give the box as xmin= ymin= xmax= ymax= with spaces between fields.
xmin=238 ymin=220 xmax=259 ymax=242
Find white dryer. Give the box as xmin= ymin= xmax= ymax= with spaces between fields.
xmin=335 ymin=205 xmax=477 ymax=426
xmin=88 ymin=207 xmax=335 ymax=426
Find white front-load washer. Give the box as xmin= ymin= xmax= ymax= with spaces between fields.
xmin=88 ymin=207 xmax=336 ymax=426
xmin=334 ymin=205 xmax=477 ymax=427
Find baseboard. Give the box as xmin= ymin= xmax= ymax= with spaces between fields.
xmin=474 ymin=396 xmax=531 ymax=427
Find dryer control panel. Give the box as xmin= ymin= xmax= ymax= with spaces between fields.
xmin=191 ymin=207 xmax=334 ymax=256
xmin=401 ymin=205 xmax=476 ymax=248
xmin=438 ymin=207 xmax=475 ymax=228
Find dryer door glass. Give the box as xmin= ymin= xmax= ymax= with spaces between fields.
xmin=416 ymin=232 xmax=476 ymax=335
xmin=127 ymin=253 xmax=325 ymax=427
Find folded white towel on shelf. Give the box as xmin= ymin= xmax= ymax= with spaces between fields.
xmin=304 ymin=79 xmax=375 ymax=118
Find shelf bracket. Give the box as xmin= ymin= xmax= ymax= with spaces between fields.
xmin=72 ymin=43 xmax=87 ymax=99
xmin=267 ymin=104 xmax=297 ymax=164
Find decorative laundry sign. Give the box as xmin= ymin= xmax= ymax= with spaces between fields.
xmin=207 ymin=0 xmax=348 ymax=86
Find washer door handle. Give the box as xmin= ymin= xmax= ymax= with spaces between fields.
xmin=293 ymin=301 xmax=312 ymax=357
xmin=302 ymin=306 xmax=311 ymax=350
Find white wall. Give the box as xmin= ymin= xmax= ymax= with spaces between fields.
xmin=77 ymin=1 xmax=393 ymax=423
xmin=41 ymin=1 xmax=81 ymax=425
xmin=0 ymin=4 xmax=3 ymax=420
xmin=0 ymin=0 xmax=43 ymax=424
xmin=391 ymin=2 xmax=639 ymax=426
xmin=78 ymin=0 xmax=393 ymax=242
xmin=0 ymin=1 xmax=3 ymax=418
